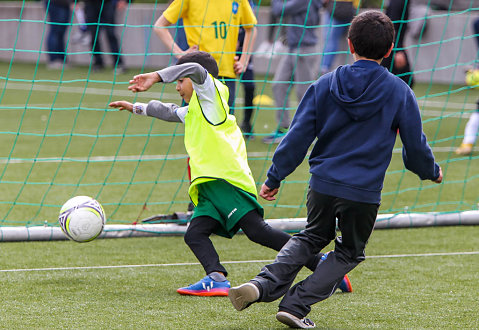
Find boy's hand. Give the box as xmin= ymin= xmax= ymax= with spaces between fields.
xmin=433 ymin=166 xmax=443 ymax=184
xmin=174 ymin=45 xmax=199 ymax=59
xmin=128 ymin=72 xmax=161 ymax=93
xmin=186 ymin=45 xmax=199 ymax=53
xmin=109 ymin=101 xmax=133 ymax=112
xmin=394 ymin=51 xmax=407 ymax=69
xmin=234 ymin=55 xmax=246 ymax=75
xmin=116 ymin=0 xmax=127 ymax=10
xmin=260 ymin=183 xmax=279 ymax=201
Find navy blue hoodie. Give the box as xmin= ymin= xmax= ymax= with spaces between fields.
xmin=265 ymin=60 xmax=440 ymax=204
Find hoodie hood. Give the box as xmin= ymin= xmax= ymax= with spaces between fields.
xmin=330 ymin=60 xmax=395 ymax=121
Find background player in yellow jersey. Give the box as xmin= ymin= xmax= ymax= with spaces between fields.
xmin=154 ymin=0 xmax=257 ymax=110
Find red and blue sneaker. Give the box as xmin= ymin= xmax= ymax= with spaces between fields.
xmin=177 ymin=275 xmax=231 ymax=296
xmin=338 ymin=274 xmax=353 ymax=293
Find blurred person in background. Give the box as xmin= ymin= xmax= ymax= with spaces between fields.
xmin=254 ymin=1 xmax=287 ymax=59
xmin=456 ymin=17 xmax=479 ymax=156
xmin=380 ymin=0 xmax=415 ymax=88
xmin=319 ymin=0 xmax=358 ymax=75
xmin=263 ymin=0 xmax=322 ymax=144
xmin=44 ymin=0 xmax=72 ymax=69
xmin=237 ymin=0 xmax=257 ymax=139
xmin=84 ymin=0 xmax=128 ymax=73
xmin=71 ymin=1 xmax=91 ymax=46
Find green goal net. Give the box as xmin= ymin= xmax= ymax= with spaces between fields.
xmin=0 ymin=1 xmax=478 ymax=238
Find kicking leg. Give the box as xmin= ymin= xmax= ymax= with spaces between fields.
xmin=179 ymin=216 xmax=230 ymax=296
xmin=237 ymin=210 xmax=323 ymax=272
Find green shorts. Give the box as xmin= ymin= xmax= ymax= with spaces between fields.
xmin=191 ymin=180 xmax=264 ymax=238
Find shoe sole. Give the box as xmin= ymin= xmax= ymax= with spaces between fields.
xmin=455 ymin=150 xmax=472 ymax=155
xmin=228 ymin=283 xmax=259 ymax=311
xmin=176 ymin=288 xmax=229 ymax=296
xmin=276 ymin=311 xmax=315 ymax=329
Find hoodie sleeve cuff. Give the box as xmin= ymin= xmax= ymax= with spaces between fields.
xmin=433 ymin=163 xmax=441 ymax=181
xmin=265 ymin=177 xmax=281 ymax=190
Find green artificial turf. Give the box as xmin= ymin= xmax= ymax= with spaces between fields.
xmin=1 ymin=225 xmax=478 ymax=329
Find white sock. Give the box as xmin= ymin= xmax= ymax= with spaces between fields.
xmin=463 ymin=111 xmax=479 ymax=144
xmin=208 ymin=272 xmax=227 ymax=282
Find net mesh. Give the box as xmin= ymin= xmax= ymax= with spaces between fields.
xmin=0 ymin=1 xmax=478 ymax=230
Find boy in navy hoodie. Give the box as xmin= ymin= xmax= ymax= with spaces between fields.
xmin=229 ymin=10 xmax=442 ymax=328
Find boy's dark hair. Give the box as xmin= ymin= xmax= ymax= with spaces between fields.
xmin=176 ymin=51 xmax=219 ymax=78
xmin=348 ymin=10 xmax=395 ymax=60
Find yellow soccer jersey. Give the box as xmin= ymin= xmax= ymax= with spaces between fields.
xmin=163 ymin=0 xmax=257 ymax=78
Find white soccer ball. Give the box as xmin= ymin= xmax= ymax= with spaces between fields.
xmin=58 ymin=196 xmax=106 ymax=243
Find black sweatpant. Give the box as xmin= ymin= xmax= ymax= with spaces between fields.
xmin=253 ymin=188 xmax=379 ymax=319
xmin=84 ymin=0 xmax=123 ymax=68
xmin=183 ymin=209 xmax=322 ymax=277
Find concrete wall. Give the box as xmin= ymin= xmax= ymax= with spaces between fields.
xmin=0 ymin=2 xmax=477 ymax=84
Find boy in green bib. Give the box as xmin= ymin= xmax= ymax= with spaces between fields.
xmin=109 ymin=51 xmax=351 ymax=296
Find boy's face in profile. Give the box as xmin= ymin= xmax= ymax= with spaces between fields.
xmin=176 ymin=77 xmax=193 ymax=103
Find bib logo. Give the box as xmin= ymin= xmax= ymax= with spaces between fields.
xmin=232 ymin=1 xmax=239 ymax=14
xmin=228 ymin=208 xmax=238 ymax=219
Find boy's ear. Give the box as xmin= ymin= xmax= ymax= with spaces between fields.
xmin=347 ymin=38 xmax=355 ymax=54
xmin=383 ymin=43 xmax=394 ymax=59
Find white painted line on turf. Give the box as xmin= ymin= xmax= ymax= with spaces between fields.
xmin=418 ymin=100 xmax=477 ymax=111
xmin=1 ymin=251 xmax=478 ymax=273
xmin=0 ymin=154 xmax=190 ymax=164
xmin=366 ymin=251 xmax=479 ymax=258
xmin=0 ymin=152 xmax=263 ymax=164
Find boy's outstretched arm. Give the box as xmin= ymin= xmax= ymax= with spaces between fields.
xmin=109 ymin=99 xmax=183 ymax=122
xmin=128 ymin=72 xmax=162 ymax=93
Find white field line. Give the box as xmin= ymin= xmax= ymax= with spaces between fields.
xmin=0 ymin=146 xmax=471 ymax=165
xmin=1 ymin=154 xmax=190 ymax=164
xmin=1 ymin=251 xmax=478 ymax=273
xmin=418 ymin=100 xmax=477 ymax=111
